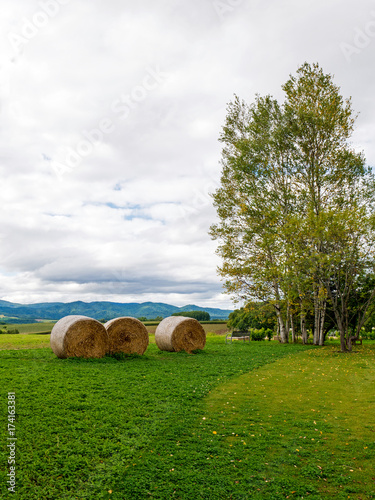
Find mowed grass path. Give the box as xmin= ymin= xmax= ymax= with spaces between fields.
xmin=0 ymin=339 xmax=374 ymax=499
xmin=205 ymin=346 xmax=375 ymax=499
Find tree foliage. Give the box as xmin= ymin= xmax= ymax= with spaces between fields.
xmin=210 ymin=62 xmax=375 ymax=351
xmin=172 ymin=311 xmax=211 ymax=321
xmin=227 ymin=302 xmax=277 ymax=332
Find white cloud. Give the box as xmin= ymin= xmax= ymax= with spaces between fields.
xmin=0 ymin=0 xmax=374 ymax=309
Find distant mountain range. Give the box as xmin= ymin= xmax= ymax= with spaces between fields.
xmin=0 ymin=300 xmax=233 ymax=323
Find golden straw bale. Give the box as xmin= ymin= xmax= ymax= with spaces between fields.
xmin=50 ymin=315 xmax=109 ymax=359
xmin=104 ymin=317 xmax=149 ymax=355
xmin=155 ymin=316 xmax=206 ymax=353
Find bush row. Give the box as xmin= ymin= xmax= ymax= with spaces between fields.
xmin=233 ymin=328 xmax=273 ymax=341
xmin=360 ymin=331 xmax=375 ymax=340
xmin=0 ymin=328 xmax=20 ymax=335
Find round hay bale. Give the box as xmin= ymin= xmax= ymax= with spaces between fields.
xmin=104 ymin=317 xmax=149 ymax=355
xmin=50 ymin=315 xmax=109 ymax=359
xmin=155 ymin=316 xmax=206 ymax=353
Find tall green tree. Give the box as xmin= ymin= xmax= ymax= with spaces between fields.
xmin=209 ymin=94 xmax=296 ymax=342
xmin=210 ymin=62 xmax=375 ymax=351
xmin=282 ymin=63 xmax=370 ymax=347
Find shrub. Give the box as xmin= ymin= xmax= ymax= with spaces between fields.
xmin=251 ymin=328 xmax=266 ymax=341
xmin=265 ymin=328 xmax=273 ymax=341
xmin=0 ymin=328 xmax=19 ymax=335
xmin=227 ymin=304 xmax=277 ymax=332
xmin=361 ymin=331 xmax=375 ymax=340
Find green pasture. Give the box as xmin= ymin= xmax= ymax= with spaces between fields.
xmin=14 ymin=322 xmax=55 ymax=333
xmin=0 ymin=322 xmax=55 ymax=334
xmin=0 ymin=335 xmax=374 ymax=499
xmin=0 ymin=334 xmax=51 ymax=350
xmin=0 ymin=321 xmax=227 ymax=338
xmin=0 ymin=323 xmax=227 ymax=351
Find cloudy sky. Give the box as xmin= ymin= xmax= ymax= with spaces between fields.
xmin=0 ymin=0 xmax=375 ymax=309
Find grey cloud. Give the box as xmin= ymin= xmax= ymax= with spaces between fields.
xmin=0 ymin=0 xmax=374 ymax=308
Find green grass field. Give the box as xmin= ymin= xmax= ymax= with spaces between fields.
xmin=1 ymin=335 xmax=374 ymax=499
xmin=0 ymin=323 xmax=227 ymax=351
xmin=0 ymin=334 xmax=51 ymax=350
xmin=144 ymin=322 xmax=228 ymax=336
xmin=0 ymin=322 xmax=56 ymax=334
xmin=0 ymin=321 xmax=227 ymax=337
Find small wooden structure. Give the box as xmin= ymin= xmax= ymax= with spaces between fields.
xmin=225 ymin=330 xmax=250 ymax=344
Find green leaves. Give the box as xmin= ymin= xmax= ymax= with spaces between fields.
xmin=211 ymin=62 xmax=375 ymax=349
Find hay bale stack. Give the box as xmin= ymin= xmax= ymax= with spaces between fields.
xmin=155 ymin=316 xmax=206 ymax=353
xmin=104 ymin=317 xmax=149 ymax=355
xmin=50 ymin=315 xmax=109 ymax=359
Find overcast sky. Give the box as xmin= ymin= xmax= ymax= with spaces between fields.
xmin=0 ymin=0 xmax=375 ymax=309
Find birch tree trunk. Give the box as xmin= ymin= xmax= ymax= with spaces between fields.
xmin=300 ymin=312 xmax=308 ymax=344
xmin=313 ymin=288 xmax=320 ymax=345
xmin=313 ymin=284 xmax=326 ymax=346
xmin=291 ymin=314 xmax=296 ymax=343
xmin=325 ymin=284 xmax=349 ymax=352
xmin=277 ymin=310 xmax=288 ymax=343
xmin=274 ymin=282 xmax=288 ymax=343
xmin=299 ymin=295 xmax=309 ymax=344
xmin=285 ymin=300 xmax=290 ymax=341
xmin=318 ymin=300 xmax=327 ymax=346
